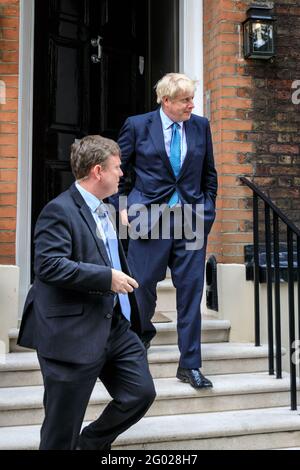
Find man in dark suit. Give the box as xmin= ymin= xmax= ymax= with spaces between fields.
xmin=114 ymin=73 xmax=218 ymax=389
xmin=17 ymin=135 xmax=156 ymax=450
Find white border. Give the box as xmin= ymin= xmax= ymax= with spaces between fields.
xmin=179 ymin=0 xmax=204 ymax=116
xmin=16 ymin=0 xmax=35 ymax=314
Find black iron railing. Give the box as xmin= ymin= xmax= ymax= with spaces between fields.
xmin=240 ymin=177 xmax=300 ymax=410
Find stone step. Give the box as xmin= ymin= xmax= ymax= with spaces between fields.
xmin=9 ymin=318 xmax=230 ymax=353
xmin=0 ymin=372 xmax=294 ymax=427
xmin=1 ymin=407 xmax=300 ymax=450
xmin=0 ymin=343 xmax=279 ymax=387
xmin=156 ymin=279 xmax=176 ymax=313
xmin=8 ymin=329 xmax=34 ymax=353
xmin=148 ymin=343 xmax=279 ymax=379
xmin=152 ymin=319 xmax=230 ymax=345
xmin=115 ymin=407 xmax=300 ymax=450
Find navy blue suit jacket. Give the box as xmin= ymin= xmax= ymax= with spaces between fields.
xmin=18 ymin=184 xmax=141 ymax=364
xmin=113 ymin=110 xmax=218 ymax=235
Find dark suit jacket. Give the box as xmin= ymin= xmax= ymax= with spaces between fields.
xmin=112 ymin=110 xmax=218 ymax=235
xmin=17 ymin=184 xmax=141 ymax=364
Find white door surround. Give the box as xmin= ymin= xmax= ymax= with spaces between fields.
xmin=179 ymin=0 xmax=204 ymax=116
xmin=16 ymin=0 xmax=35 ymax=313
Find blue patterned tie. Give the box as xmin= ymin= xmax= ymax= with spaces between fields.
xmin=96 ymin=203 xmax=131 ymax=321
xmin=168 ymin=122 xmax=181 ymax=207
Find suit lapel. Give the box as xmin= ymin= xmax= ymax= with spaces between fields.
xmin=148 ymin=110 xmax=175 ymax=178
xmin=70 ymin=185 xmax=111 ymax=266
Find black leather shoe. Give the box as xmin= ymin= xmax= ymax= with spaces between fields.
xmin=176 ymin=367 xmax=213 ymax=389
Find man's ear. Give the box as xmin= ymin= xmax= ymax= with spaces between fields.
xmin=92 ymin=164 xmax=103 ymax=180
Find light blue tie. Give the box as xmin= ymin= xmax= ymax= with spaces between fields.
xmin=96 ymin=203 xmax=131 ymax=321
xmin=168 ymin=122 xmax=181 ymax=207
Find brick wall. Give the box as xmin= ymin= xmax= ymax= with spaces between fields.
xmin=249 ymin=1 xmax=300 ymax=225
xmin=204 ymin=0 xmax=300 ymax=263
xmin=0 ymin=0 xmax=19 ymax=265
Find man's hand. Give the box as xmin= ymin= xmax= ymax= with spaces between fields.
xmin=120 ymin=209 xmax=130 ymax=227
xmin=111 ymin=268 xmax=139 ymax=294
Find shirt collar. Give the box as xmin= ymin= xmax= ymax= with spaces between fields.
xmin=160 ymin=107 xmax=183 ymax=130
xmin=75 ymin=181 xmax=101 ymax=214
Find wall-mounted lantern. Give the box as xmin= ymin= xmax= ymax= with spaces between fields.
xmin=242 ymin=3 xmax=276 ymax=60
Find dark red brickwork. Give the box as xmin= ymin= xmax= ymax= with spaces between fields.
xmin=204 ymin=0 xmax=300 ymax=262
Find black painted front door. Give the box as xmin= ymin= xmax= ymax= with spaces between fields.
xmin=32 ymin=0 xmax=148 ymax=223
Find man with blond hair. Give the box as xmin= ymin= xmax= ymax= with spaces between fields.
xmin=113 ymin=73 xmax=218 ymax=389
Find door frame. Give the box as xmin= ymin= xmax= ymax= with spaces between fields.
xmin=16 ymin=0 xmax=35 ymax=313
xmin=16 ymin=0 xmax=204 ymax=314
xmin=180 ymin=0 xmax=204 ymax=116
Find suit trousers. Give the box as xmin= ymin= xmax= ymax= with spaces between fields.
xmin=127 ymin=208 xmax=207 ymax=369
xmin=38 ymin=306 xmax=156 ymax=450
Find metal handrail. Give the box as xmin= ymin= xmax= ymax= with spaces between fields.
xmin=240 ymin=177 xmax=300 ymax=237
xmin=240 ymin=177 xmax=299 ymax=410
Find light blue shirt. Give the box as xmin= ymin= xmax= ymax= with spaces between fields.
xmin=160 ymin=107 xmax=187 ymax=165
